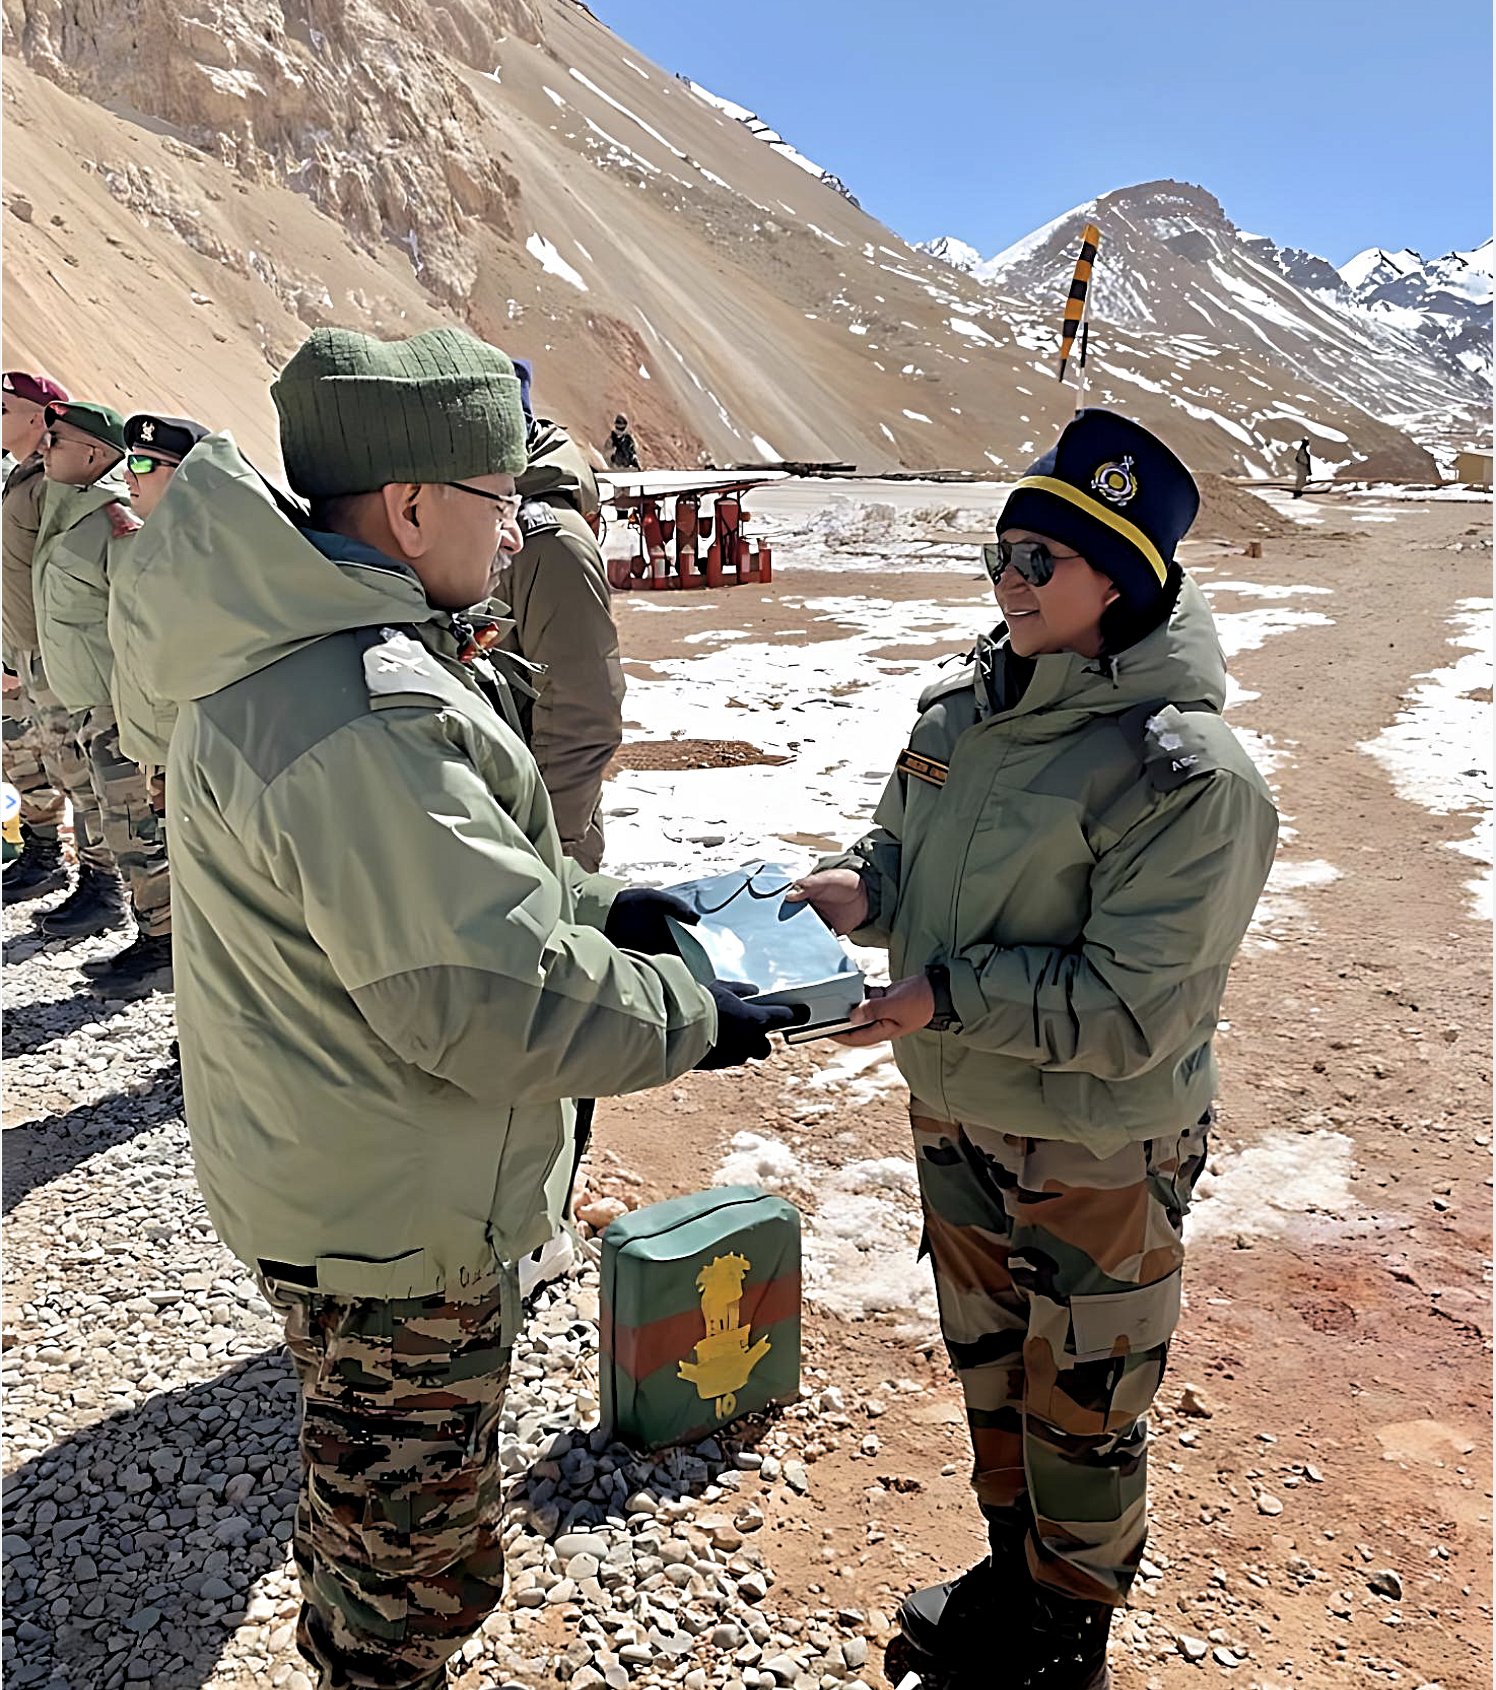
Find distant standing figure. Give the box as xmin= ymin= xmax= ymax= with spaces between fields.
xmin=606 ymin=413 xmax=640 ymax=470
xmin=1293 ymin=437 xmax=1311 ymax=498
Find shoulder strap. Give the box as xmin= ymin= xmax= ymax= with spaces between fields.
xmin=517 ymin=499 xmax=561 ymax=538
xmin=1091 ymin=699 xmax=1220 ymax=841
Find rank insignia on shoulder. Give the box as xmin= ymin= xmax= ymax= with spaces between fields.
xmin=517 ymin=500 xmax=561 ymax=536
xmin=896 ymin=748 xmax=948 ymax=788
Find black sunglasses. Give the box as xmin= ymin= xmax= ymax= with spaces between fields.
xmin=127 ymin=453 xmax=175 ymax=477
xmin=981 ymin=538 xmax=1082 ymax=589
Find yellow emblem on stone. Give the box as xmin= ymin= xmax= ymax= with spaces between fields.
xmin=678 ymin=1252 xmax=772 ymax=1420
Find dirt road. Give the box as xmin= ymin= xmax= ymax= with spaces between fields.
xmin=592 ymin=488 xmax=1494 ymax=1689
xmin=4 ymin=482 xmax=1487 ymax=1690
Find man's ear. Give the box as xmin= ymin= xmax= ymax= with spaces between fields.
xmin=382 ymin=482 xmax=430 ymax=557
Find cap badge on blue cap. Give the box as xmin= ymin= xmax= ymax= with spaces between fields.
xmin=1091 ymin=455 xmax=1138 ymax=507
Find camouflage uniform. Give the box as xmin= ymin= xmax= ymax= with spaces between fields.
xmin=2 ymin=683 xmax=64 ymax=842
xmin=74 ymin=708 xmax=171 ymax=937
xmin=259 ymin=1266 xmax=516 ymax=1689
xmin=4 ymin=452 xmax=107 ymax=863
xmin=12 ymin=648 xmax=108 ymax=868
xmin=912 ymin=1106 xmax=1210 ymax=1607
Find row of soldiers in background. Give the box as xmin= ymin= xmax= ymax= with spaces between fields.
xmin=2 ymin=375 xmax=176 ymax=997
xmin=0 ymin=362 xmax=628 ymax=988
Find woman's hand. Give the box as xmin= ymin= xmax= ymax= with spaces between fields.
xmin=784 ymin=869 xmax=870 ymax=936
xmin=831 ymin=974 xmax=935 ymax=1047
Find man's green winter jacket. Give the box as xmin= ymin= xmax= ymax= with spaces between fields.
xmin=2 ymin=454 xmax=48 ymax=662
xmin=494 ymin=419 xmax=625 ymax=871
xmin=118 ymin=435 xmax=717 ymax=1299
xmin=826 ymin=579 xmax=1277 ymax=1157
xmin=32 ymin=473 xmax=138 ymax=714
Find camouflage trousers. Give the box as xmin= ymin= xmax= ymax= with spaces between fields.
xmin=74 ymin=707 xmax=171 ymax=937
xmin=2 ymin=682 xmax=65 ymax=841
xmin=912 ymin=1106 xmax=1210 ymax=1607
xmin=8 ymin=650 xmax=106 ymax=862
xmin=259 ymin=1266 xmax=516 ymax=1689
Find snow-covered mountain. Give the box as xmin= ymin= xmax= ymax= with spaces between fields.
xmin=923 ymin=183 xmax=1490 ymax=466
xmin=682 ymin=79 xmax=861 ymax=206
xmin=912 ymin=235 xmax=982 ymax=273
xmin=1340 ymin=247 xmax=1425 ymax=295
xmin=1343 ymin=243 xmax=1492 ymax=308
xmin=0 ymin=0 xmax=1467 ymax=481
xmin=1336 ymin=242 xmax=1494 ymax=386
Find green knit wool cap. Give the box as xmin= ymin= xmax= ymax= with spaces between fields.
xmin=272 ymin=326 xmax=527 ymax=498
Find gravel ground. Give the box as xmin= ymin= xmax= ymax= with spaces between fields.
xmin=2 ymin=893 xmax=881 ymax=1690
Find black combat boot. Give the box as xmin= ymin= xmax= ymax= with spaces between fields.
xmin=3 ymin=832 xmax=69 ymax=901
xmin=1013 ymin=1586 xmax=1116 ymax=1690
xmin=40 ymin=864 xmax=128 ymax=938
xmin=889 ymin=1509 xmax=1031 ymax=1686
xmin=81 ymin=932 xmax=173 ymax=999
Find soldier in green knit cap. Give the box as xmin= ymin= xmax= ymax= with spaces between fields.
xmin=117 ymin=326 xmax=797 ymax=1689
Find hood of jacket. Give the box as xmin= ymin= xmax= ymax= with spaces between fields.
xmin=35 ymin=468 xmax=130 ymax=557
xmin=124 ymin=433 xmax=440 ymax=705
xmin=517 ymin=418 xmax=599 ymax=520
xmin=971 ymin=575 xmax=1227 ymax=727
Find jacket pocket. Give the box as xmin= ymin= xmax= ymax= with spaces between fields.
xmin=486 ymin=1105 xmax=568 ymax=1262
xmin=313 ymin=1248 xmax=441 ymax=1300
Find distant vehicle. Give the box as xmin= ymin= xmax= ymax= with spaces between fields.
xmin=602 ymin=470 xmax=787 ymax=591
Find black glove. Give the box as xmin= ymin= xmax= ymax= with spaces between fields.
xmin=604 ymin=887 xmax=700 ymax=956
xmin=696 ymin=981 xmax=804 ymax=1071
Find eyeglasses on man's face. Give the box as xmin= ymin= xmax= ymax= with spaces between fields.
xmin=446 ymin=481 xmax=523 ymax=524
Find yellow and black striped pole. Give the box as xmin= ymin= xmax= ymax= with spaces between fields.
xmin=1056 ymin=221 xmax=1100 ymax=383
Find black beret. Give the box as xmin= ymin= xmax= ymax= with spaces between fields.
xmin=124 ymin=413 xmax=210 ymax=462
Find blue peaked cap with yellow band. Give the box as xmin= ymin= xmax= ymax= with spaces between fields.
xmin=997 ymin=409 xmax=1199 ymax=611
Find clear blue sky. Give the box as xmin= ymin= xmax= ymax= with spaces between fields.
xmin=596 ymin=0 xmax=1492 ymax=264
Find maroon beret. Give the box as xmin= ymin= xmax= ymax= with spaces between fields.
xmin=2 ymin=371 xmax=71 ymax=408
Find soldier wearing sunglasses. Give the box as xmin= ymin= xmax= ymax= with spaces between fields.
xmin=105 ymin=413 xmax=210 ymax=832
xmin=791 ymin=410 xmax=1277 ymax=1690
xmin=122 ymin=412 xmax=209 ymax=520
xmin=30 ymin=400 xmax=176 ymax=996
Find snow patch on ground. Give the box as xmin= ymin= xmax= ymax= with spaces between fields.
xmin=948 ymin=316 xmax=998 ymax=345
xmin=606 ymin=589 xmax=986 ymax=883
xmin=1361 ymin=598 xmax=1494 ymax=918
xmin=713 ymin=1132 xmax=935 ymax=1333
xmin=1189 ymin=1130 xmax=1356 ymax=1240
xmin=1249 ymin=859 xmax=1342 ymax=949
xmin=1212 ymin=605 xmax=1334 ymax=658
xmin=1205 ymin=581 xmax=1333 ymax=601
xmin=714 ymin=1131 xmax=802 ymax=1191
xmin=525 ymin=234 xmax=588 ymax=291
xmin=804 ymin=1044 xmax=903 ymax=1107
xmin=568 ymin=66 xmax=687 ymax=159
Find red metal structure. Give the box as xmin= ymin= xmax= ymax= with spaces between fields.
xmin=606 ymin=478 xmax=774 ymax=592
